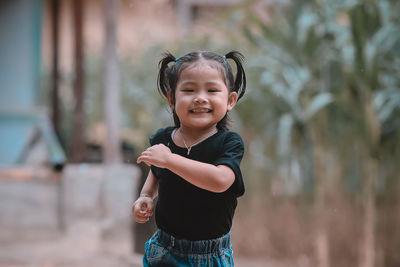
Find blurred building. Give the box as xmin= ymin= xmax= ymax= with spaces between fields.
xmin=0 ymin=0 xmax=65 ymax=170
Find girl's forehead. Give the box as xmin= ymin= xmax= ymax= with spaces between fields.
xmin=183 ymin=58 xmax=218 ymax=69
xmin=180 ymin=59 xmax=225 ymax=78
xmin=178 ymin=67 xmax=224 ymax=85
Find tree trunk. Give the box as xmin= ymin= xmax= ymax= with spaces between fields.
xmin=51 ymin=0 xmax=60 ymax=139
xmin=71 ymin=0 xmax=86 ymax=162
xmin=359 ymin=92 xmax=379 ymax=267
xmin=360 ymin=159 xmax=377 ymax=267
xmin=314 ymin=144 xmax=330 ymax=267
xmin=102 ymin=0 xmax=122 ymax=164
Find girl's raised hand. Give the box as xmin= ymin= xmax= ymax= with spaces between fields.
xmin=137 ymin=144 xmax=172 ymax=168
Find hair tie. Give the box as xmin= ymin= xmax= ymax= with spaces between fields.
xmin=174 ymin=57 xmax=179 ymax=62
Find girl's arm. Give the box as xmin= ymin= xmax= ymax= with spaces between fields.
xmin=137 ymin=144 xmax=235 ymax=193
xmin=132 ymin=170 xmax=158 ymax=223
xmin=139 ymin=169 xmax=159 ymax=199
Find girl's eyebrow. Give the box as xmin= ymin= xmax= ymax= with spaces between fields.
xmin=178 ymin=80 xmax=196 ymax=86
xmin=179 ymin=80 xmax=224 ymax=86
xmin=205 ymin=81 xmax=225 ymax=86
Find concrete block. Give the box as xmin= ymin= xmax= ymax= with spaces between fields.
xmin=61 ymin=163 xmax=140 ymax=228
xmin=0 ymin=178 xmax=59 ymax=229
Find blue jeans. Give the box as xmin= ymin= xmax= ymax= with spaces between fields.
xmin=143 ymin=230 xmax=234 ymax=267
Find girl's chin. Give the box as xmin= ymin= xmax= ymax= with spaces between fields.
xmin=181 ymin=121 xmax=218 ymax=129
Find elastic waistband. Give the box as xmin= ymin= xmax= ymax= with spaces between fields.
xmin=154 ymin=230 xmax=231 ymax=255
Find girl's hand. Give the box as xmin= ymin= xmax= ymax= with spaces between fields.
xmin=137 ymin=144 xmax=171 ymax=168
xmin=132 ymin=196 xmax=154 ymax=223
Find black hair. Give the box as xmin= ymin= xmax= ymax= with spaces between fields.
xmin=157 ymin=50 xmax=246 ymax=130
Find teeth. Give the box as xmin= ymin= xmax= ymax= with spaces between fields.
xmin=192 ymin=108 xmax=210 ymax=113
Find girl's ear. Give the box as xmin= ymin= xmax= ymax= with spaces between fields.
xmin=227 ymin=92 xmax=238 ymax=111
xmin=167 ymin=92 xmax=174 ymax=109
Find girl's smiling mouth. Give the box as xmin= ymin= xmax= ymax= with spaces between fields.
xmin=190 ymin=108 xmax=212 ymax=113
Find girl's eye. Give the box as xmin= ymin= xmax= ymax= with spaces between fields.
xmin=208 ymin=89 xmax=218 ymax=93
xmin=182 ymin=89 xmax=194 ymax=92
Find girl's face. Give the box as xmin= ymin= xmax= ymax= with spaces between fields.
xmin=170 ymin=60 xmax=238 ymax=132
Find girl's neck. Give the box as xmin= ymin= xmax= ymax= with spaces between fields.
xmin=178 ymin=125 xmax=218 ymax=144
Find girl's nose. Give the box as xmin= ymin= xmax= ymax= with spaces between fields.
xmin=194 ymin=96 xmax=207 ymax=104
xmin=194 ymin=94 xmax=207 ymax=103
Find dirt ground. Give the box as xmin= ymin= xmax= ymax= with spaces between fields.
xmin=0 ymin=233 xmax=286 ymax=267
xmin=0 ymin=227 xmax=286 ymax=267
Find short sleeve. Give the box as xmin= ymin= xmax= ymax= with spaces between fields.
xmin=149 ymin=128 xmax=166 ymax=146
xmin=149 ymin=127 xmax=170 ymax=179
xmin=213 ymin=132 xmax=245 ymax=197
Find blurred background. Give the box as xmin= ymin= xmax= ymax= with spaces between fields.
xmin=0 ymin=0 xmax=399 ymax=266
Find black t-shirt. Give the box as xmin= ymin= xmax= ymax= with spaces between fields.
xmin=149 ymin=126 xmax=245 ymax=240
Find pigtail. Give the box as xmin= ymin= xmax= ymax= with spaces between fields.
xmin=157 ymin=51 xmax=181 ymax=128
xmin=157 ymin=51 xmax=176 ymax=98
xmin=225 ymin=51 xmax=246 ymax=101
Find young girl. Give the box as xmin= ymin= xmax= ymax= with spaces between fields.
xmin=132 ymin=50 xmax=246 ymax=266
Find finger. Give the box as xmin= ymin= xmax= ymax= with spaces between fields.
xmin=140 ymin=203 xmax=147 ymax=211
xmin=135 ymin=217 xmax=149 ymax=223
xmin=137 ymin=157 xmax=150 ymax=166
xmin=139 ymin=160 xmax=151 ymax=166
xmin=139 ymin=210 xmax=147 ymax=216
xmin=138 ymin=154 xmax=148 ymax=160
xmin=137 ymin=154 xmax=152 ymax=164
xmin=134 ymin=203 xmax=150 ymax=214
xmin=141 ymin=150 xmax=151 ymax=156
xmin=135 ymin=214 xmax=149 ymax=223
xmin=136 ymin=213 xmax=148 ymax=219
xmin=134 ymin=211 xmax=149 ymax=220
xmin=133 ymin=203 xmax=146 ymax=215
xmin=140 ymin=204 xmax=146 ymax=210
